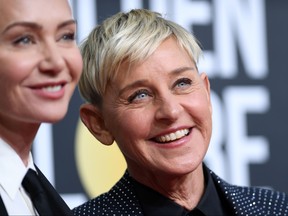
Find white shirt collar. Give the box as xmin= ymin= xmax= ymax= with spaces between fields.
xmin=0 ymin=138 xmax=36 ymax=200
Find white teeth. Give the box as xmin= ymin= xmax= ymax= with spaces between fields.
xmin=43 ymin=85 xmax=62 ymax=92
xmin=156 ymin=129 xmax=189 ymax=143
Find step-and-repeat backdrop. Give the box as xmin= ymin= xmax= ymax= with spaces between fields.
xmin=32 ymin=0 xmax=288 ymax=208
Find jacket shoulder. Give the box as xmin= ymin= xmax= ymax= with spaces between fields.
xmin=73 ymin=171 xmax=143 ymax=216
xmin=210 ymin=169 xmax=288 ymax=216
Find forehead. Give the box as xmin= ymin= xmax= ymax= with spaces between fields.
xmin=0 ymin=0 xmax=72 ymax=29
xmin=110 ymin=38 xmax=196 ymax=86
xmin=120 ymin=38 xmax=194 ymax=74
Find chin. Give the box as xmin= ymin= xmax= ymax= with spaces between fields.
xmin=172 ymin=160 xmax=203 ymax=174
xmin=41 ymin=111 xmax=67 ymax=123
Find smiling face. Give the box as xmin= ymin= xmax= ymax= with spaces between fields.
xmin=99 ymin=37 xmax=212 ymax=180
xmin=0 ymin=0 xmax=82 ymax=127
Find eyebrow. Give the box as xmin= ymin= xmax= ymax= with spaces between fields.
xmin=118 ymin=66 xmax=197 ymax=95
xmin=57 ymin=19 xmax=77 ymax=29
xmin=171 ymin=66 xmax=196 ymax=74
xmin=2 ymin=19 xmax=76 ymax=34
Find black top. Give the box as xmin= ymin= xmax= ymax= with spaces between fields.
xmin=132 ymin=165 xmax=234 ymax=216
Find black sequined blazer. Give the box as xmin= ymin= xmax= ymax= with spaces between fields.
xmin=74 ymin=167 xmax=288 ymax=216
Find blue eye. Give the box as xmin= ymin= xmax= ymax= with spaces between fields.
xmin=128 ymin=89 xmax=150 ymax=103
xmin=14 ymin=36 xmax=33 ymax=45
xmin=175 ymin=78 xmax=192 ymax=88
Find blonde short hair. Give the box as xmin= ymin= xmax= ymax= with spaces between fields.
xmin=79 ymin=9 xmax=202 ymax=106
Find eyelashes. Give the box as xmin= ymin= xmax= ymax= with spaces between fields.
xmin=13 ymin=35 xmax=34 ymax=46
xmin=174 ymin=77 xmax=192 ymax=88
xmin=12 ymin=31 xmax=76 ymax=47
xmin=60 ymin=32 xmax=76 ymax=41
xmin=128 ymin=89 xmax=151 ymax=103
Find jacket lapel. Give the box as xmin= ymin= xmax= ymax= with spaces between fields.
xmin=210 ymin=169 xmax=265 ymax=216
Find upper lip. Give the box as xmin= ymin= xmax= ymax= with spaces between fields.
xmin=28 ymin=80 xmax=68 ymax=89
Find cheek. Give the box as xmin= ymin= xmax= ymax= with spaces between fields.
xmin=109 ymin=110 xmax=150 ymax=140
xmin=112 ymin=113 xmax=150 ymax=158
xmin=187 ymin=92 xmax=211 ymax=114
xmin=0 ymin=65 xmax=26 ymax=85
xmin=0 ymin=53 xmax=36 ymax=82
xmin=124 ymin=115 xmax=143 ymax=134
xmin=66 ymin=50 xmax=83 ymax=80
xmin=198 ymin=102 xmax=213 ymax=142
xmin=186 ymin=94 xmax=212 ymax=131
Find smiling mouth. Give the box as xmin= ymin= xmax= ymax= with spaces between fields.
xmin=154 ymin=128 xmax=190 ymax=143
xmin=31 ymin=83 xmax=65 ymax=92
xmin=42 ymin=85 xmax=63 ymax=92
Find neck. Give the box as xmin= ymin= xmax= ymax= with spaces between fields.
xmin=129 ymin=164 xmax=205 ymax=210
xmin=0 ymin=120 xmax=40 ymax=166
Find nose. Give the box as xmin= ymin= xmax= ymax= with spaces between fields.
xmin=39 ymin=41 xmax=65 ymax=74
xmin=155 ymin=94 xmax=183 ymax=123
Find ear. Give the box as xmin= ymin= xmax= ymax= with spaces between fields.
xmin=80 ymin=103 xmax=114 ymax=145
xmin=200 ymin=72 xmax=212 ymax=114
